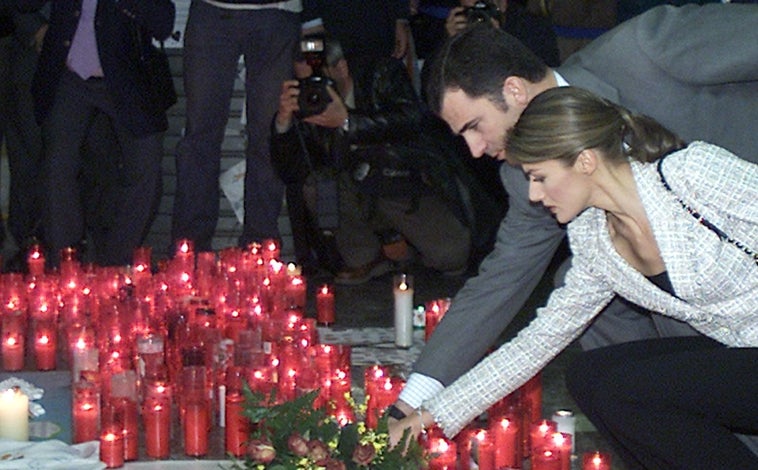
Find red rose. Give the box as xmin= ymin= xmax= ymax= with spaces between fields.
xmin=323 ymin=458 xmax=347 ymax=470
xmin=247 ymin=439 xmax=276 ymax=463
xmin=352 ymin=442 xmax=376 ymax=466
xmin=287 ymin=432 xmax=309 ymax=456
xmin=307 ymin=439 xmax=330 ymax=462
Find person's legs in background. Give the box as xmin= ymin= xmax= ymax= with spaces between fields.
xmin=95 ymin=123 xmax=162 ymax=266
xmin=329 ymin=174 xmax=385 ymax=276
xmin=376 ymin=194 xmax=471 ymax=274
xmin=239 ymin=8 xmax=299 ymax=247
xmin=5 ymin=29 xmax=44 ymax=261
xmin=172 ymin=0 xmax=242 ymax=252
xmin=41 ymin=71 xmax=101 ymax=266
xmin=0 ymin=33 xmax=12 ymax=254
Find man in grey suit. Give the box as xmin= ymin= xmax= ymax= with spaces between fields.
xmin=390 ymin=3 xmax=758 ymax=450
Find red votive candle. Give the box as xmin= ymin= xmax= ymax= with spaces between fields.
xmin=424 ymin=297 xmax=451 ymax=341
xmin=2 ymin=335 xmax=24 ymax=371
xmin=225 ymin=390 xmax=249 ymax=456
xmin=532 ymin=446 xmax=561 ymax=470
xmin=316 ymin=284 xmax=335 ymax=325
xmin=225 ymin=366 xmax=250 ymax=457
xmin=100 ymin=430 xmax=124 ymax=468
xmin=549 ymin=431 xmax=572 ymax=470
xmin=72 ymin=382 xmax=100 ymax=443
xmin=26 ymin=244 xmax=45 ymax=277
xmin=184 ymin=402 xmax=209 ymax=457
xmin=493 ymin=415 xmax=519 ymax=469
xmin=428 ymin=437 xmax=457 ymax=470
xmin=530 ymin=419 xmax=558 ymax=456
xmin=474 ymin=430 xmax=496 ymax=470
xmin=34 ymin=329 xmax=57 ymax=371
xmin=144 ymin=400 xmax=171 ymax=458
xmin=109 ymin=397 xmax=138 ymax=461
xmin=284 ymin=274 xmax=307 ymax=310
xmin=2 ymin=310 xmax=25 ymax=371
xmin=522 ymin=373 xmax=543 ymax=429
xmin=582 ymin=451 xmax=612 ymax=470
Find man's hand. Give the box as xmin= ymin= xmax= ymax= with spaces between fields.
xmin=445 ymin=7 xmax=469 ymax=37
xmin=303 ymin=87 xmax=348 ymax=129
xmin=275 ymin=79 xmax=301 ymax=131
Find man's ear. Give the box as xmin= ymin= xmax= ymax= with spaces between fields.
xmin=502 ymin=76 xmax=529 ymax=107
xmin=575 ymin=149 xmax=598 ymax=175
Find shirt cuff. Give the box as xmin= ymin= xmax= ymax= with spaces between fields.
xmin=397 ymin=373 xmax=444 ymax=408
xmin=274 ymin=120 xmax=292 ymax=134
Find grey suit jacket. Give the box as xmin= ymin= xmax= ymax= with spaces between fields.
xmin=425 ymin=142 xmax=758 ymax=437
xmin=410 ymin=3 xmax=758 ymax=389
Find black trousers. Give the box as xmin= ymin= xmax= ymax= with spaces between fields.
xmin=567 ymin=336 xmax=758 ymax=470
xmin=42 ymin=70 xmax=163 ymax=266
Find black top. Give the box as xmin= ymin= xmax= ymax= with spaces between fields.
xmin=647 ymin=270 xmax=676 ymax=296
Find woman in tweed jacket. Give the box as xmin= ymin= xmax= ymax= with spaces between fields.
xmin=390 ymin=87 xmax=757 ymax=469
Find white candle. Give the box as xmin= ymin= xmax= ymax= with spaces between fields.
xmin=393 ymin=274 xmax=414 ymax=348
xmin=0 ymin=387 xmax=29 ymax=441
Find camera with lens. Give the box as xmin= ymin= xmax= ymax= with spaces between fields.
xmin=460 ymin=1 xmax=500 ymax=25
xmin=297 ymin=35 xmax=335 ymax=118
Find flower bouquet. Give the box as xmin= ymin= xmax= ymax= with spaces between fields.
xmin=229 ymin=387 xmax=427 ymax=470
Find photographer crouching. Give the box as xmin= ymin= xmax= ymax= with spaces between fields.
xmin=270 ymin=35 xmax=473 ymax=284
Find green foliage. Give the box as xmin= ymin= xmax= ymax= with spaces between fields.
xmin=234 ymin=383 xmax=428 ymax=470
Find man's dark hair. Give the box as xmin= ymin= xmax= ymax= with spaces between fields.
xmin=424 ymin=24 xmax=548 ymax=115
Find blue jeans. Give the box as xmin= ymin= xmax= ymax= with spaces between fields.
xmin=172 ymin=1 xmax=299 ymax=251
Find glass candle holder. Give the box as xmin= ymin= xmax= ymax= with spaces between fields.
xmin=548 ymin=432 xmax=572 ymax=470
xmin=224 ymin=366 xmax=251 ymax=457
xmin=143 ymin=381 xmax=172 ymax=459
xmin=26 ymin=243 xmax=45 ymax=277
xmin=181 ymin=365 xmax=209 ymax=457
xmin=99 ymin=428 xmax=125 ymax=469
xmin=474 ymin=430 xmax=496 ymax=470
xmin=428 ymin=437 xmax=457 ymax=470
xmin=73 ymin=381 xmax=101 ymax=443
xmin=530 ymin=419 xmax=558 ymax=457
xmin=532 ymin=446 xmax=561 ymax=470
xmin=582 ymin=451 xmax=612 ymax=470
xmin=33 ymin=321 xmax=57 ymax=371
xmin=424 ymin=297 xmax=451 ymax=341
xmin=491 ymin=414 xmax=519 ymax=469
xmin=316 ymin=284 xmax=335 ymax=325
xmin=2 ymin=311 xmax=25 ymax=371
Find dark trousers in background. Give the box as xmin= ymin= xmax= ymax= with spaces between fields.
xmin=4 ymin=32 xmax=44 ymax=250
xmin=567 ymin=336 xmax=758 ymax=470
xmin=172 ymin=2 xmax=299 ymax=251
xmin=42 ymin=70 xmax=163 ymax=267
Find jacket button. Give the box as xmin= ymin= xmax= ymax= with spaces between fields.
xmin=63 ymin=40 xmax=71 ymax=47
xmin=74 ymin=10 xmax=80 ymax=17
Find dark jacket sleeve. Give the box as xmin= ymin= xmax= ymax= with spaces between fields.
xmin=346 ymin=57 xmax=422 ymax=145
xmin=116 ymin=0 xmax=175 ymax=40
xmin=412 ymin=163 xmax=566 ymax=385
